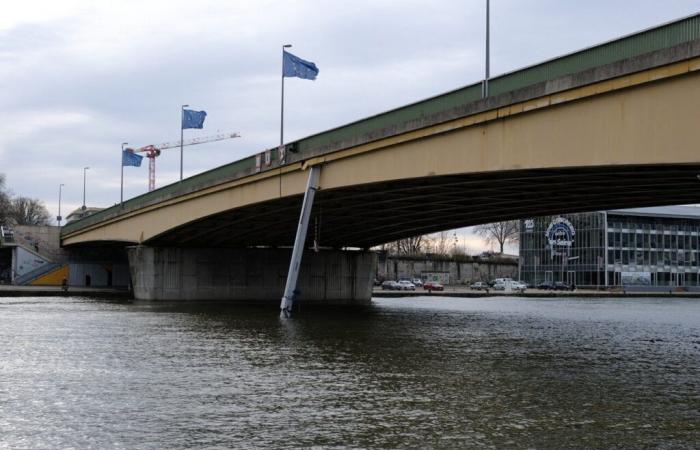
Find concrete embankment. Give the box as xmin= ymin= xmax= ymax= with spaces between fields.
xmin=0 ymin=285 xmax=132 ymax=299
xmin=373 ymin=288 xmax=700 ymax=298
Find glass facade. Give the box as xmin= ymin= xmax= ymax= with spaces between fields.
xmin=520 ymin=213 xmax=605 ymax=287
xmin=520 ymin=208 xmax=700 ymax=288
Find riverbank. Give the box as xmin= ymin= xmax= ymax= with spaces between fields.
xmin=0 ymin=285 xmax=132 ymax=299
xmin=2 ymin=284 xmax=697 ymax=301
xmin=373 ymin=287 xmax=700 ymax=298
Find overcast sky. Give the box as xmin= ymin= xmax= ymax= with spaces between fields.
xmin=1 ymin=1 xmax=698 ymax=253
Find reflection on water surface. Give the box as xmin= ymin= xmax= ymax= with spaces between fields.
xmin=0 ymin=296 xmax=698 ymax=448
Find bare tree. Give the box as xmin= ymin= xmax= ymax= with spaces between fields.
xmin=0 ymin=174 xmax=11 ymax=225
xmin=425 ymin=231 xmax=452 ymax=256
xmin=9 ymin=196 xmax=51 ymax=226
xmin=474 ymin=221 xmax=519 ymax=254
xmin=385 ymin=236 xmax=425 ymax=255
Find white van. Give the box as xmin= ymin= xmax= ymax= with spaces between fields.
xmin=493 ymin=277 xmax=514 ymax=285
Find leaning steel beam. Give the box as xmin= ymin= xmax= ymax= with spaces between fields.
xmin=280 ymin=165 xmax=321 ymax=318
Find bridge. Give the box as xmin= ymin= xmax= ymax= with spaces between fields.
xmin=60 ymin=14 xmax=700 ymax=306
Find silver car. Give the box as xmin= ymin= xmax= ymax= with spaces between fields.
xmin=397 ymin=280 xmax=416 ymax=291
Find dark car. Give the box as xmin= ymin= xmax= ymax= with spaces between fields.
xmin=537 ymin=281 xmax=554 ymax=290
xmin=423 ymin=281 xmax=444 ymax=291
xmin=381 ymin=281 xmax=400 ymax=290
xmin=553 ymin=281 xmax=574 ymax=291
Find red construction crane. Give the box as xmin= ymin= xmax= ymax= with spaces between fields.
xmin=127 ymin=132 xmax=240 ymax=191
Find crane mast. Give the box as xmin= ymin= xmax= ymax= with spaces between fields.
xmin=127 ymin=132 xmax=240 ymax=191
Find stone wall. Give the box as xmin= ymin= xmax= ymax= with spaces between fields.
xmin=13 ymin=225 xmax=65 ymax=262
xmin=377 ymin=253 xmax=518 ymax=284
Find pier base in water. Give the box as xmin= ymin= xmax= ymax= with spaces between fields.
xmin=126 ymin=246 xmax=376 ymax=306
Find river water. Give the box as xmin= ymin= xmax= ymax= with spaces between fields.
xmin=0 ymin=296 xmax=698 ymax=449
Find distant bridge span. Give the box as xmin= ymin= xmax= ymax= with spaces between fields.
xmin=62 ymin=15 xmax=700 ymax=250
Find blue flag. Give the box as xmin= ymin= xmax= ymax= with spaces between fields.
xmin=182 ymin=109 xmax=207 ymax=129
xmin=122 ymin=150 xmax=143 ymax=167
xmin=283 ymin=51 xmax=319 ymax=80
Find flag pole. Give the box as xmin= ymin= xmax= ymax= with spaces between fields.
xmin=180 ymin=104 xmax=188 ymax=182
xmin=281 ymin=44 xmax=292 ymax=162
xmin=120 ymin=142 xmax=127 ymax=207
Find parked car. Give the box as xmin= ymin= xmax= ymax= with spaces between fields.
xmin=423 ymin=281 xmax=444 ymax=291
xmin=397 ymin=280 xmax=416 ymax=291
xmin=553 ymin=281 xmax=573 ymax=291
xmin=381 ymin=281 xmax=400 ymax=290
xmin=493 ymin=279 xmax=525 ymax=291
xmin=411 ymin=278 xmax=423 ymax=288
xmin=512 ymin=281 xmax=527 ymax=291
xmin=537 ymin=281 xmax=554 ymax=290
xmin=470 ymin=281 xmax=488 ymax=290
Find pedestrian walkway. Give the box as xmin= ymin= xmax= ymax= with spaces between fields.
xmin=0 ymin=285 xmax=131 ymax=299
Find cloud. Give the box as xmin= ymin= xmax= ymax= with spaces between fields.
xmin=1 ymin=0 xmax=698 ymax=226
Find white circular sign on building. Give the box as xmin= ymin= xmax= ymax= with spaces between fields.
xmin=545 ymin=217 xmax=576 ymax=248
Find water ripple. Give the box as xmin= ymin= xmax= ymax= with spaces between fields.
xmin=0 ymin=296 xmax=698 ymax=449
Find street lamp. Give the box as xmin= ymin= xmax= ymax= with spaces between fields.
xmin=120 ymin=142 xmax=128 ymax=206
xmin=483 ymin=0 xmax=490 ymax=98
xmin=82 ymin=166 xmax=90 ymax=211
xmin=57 ymin=183 xmax=65 ymax=226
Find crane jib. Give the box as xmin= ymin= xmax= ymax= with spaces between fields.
xmin=126 ymin=132 xmax=241 ymax=191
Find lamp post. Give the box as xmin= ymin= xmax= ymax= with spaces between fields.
xmin=180 ymin=104 xmax=189 ymax=181
xmin=120 ymin=142 xmax=128 ymax=206
xmin=57 ymin=183 xmax=65 ymax=226
xmin=482 ymin=0 xmax=490 ymax=98
xmin=82 ymin=166 xmax=90 ymax=211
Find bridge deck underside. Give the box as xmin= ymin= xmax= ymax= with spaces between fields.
xmin=147 ymin=164 xmax=700 ymax=249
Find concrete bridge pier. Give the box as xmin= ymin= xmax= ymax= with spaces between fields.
xmin=126 ymin=246 xmax=376 ymax=306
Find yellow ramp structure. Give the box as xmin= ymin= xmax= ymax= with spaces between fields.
xmin=30 ymin=265 xmax=69 ymax=286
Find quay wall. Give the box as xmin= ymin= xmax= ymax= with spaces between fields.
xmin=378 ymin=253 xmax=518 ymax=284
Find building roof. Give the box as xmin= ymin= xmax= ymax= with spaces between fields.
xmin=65 ymin=207 xmax=104 ymax=223
xmin=607 ymin=205 xmax=700 ymax=220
